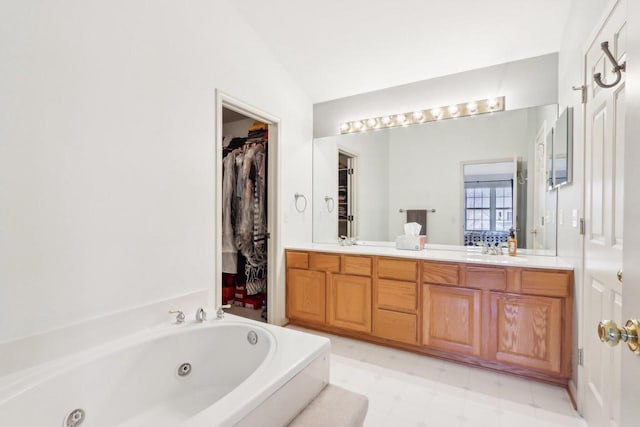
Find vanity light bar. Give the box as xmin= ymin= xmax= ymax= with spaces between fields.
xmin=339 ymin=96 xmax=505 ymax=134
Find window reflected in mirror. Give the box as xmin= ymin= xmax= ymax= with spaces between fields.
xmin=462 ymin=161 xmax=515 ymax=247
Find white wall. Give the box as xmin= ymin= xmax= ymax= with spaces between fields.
xmin=312 ymin=139 xmax=338 ymax=242
xmin=339 ymin=132 xmax=390 ymax=241
xmin=555 ymin=0 xmax=611 ymax=402
xmin=0 ymin=0 xmax=312 ymax=342
xmin=223 ymin=118 xmax=255 ymax=139
xmin=314 ymin=54 xmax=559 ymax=138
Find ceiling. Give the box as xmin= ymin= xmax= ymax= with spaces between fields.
xmin=232 ymin=0 xmax=573 ymax=103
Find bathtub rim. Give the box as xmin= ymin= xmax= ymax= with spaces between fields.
xmin=0 ymin=317 xmax=277 ymax=405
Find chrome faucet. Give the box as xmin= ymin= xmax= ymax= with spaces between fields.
xmin=216 ymin=304 xmax=232 ymax=319
xmin=339 ymin=235 xmax=357 ymax=246
xmin=195 ymin=307 xmax=207 ymax=322
xmin=169 ymin=309 xmax=185 ymax=324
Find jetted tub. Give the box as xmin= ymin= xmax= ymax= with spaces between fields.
xmin=0 ymin=313 xmax=330 ymax=426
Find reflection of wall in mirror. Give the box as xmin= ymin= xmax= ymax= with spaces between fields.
xmin=312 ymin=138 xmax=338 ymax=242
xmin=387 ymin=109 xmax=534 ymax=246
xmin=313 ymin=131 xmax=390 ymax=242
xmin=337 ymin=133 xmax=389 ymax=241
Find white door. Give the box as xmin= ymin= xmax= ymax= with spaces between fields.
xmin=582 ymin=1 xmax=627 ymax=426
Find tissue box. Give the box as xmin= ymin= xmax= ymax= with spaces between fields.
xmin=395 ymin=235 xmax=426 ymax=250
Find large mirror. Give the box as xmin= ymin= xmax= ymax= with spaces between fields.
xmin=313 ymin=104 xmax=559 ymax=255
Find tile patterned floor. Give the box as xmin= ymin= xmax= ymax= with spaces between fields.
xmin=287 ymin=326 xmax=585 ymax=427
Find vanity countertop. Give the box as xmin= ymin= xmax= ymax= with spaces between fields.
xmin=286 ymin=243 xmax=574 ymax=271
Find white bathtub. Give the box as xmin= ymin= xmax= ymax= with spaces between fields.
xmin=0 ymin=314 xmax=330 ymax=426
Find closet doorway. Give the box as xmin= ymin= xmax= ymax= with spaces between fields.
xmin=215 ymin=92 xmax=279 ymax=324
xmin=338 ymin=150 xmax=356 ymax=238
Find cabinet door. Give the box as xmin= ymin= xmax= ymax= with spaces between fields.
xmin=328 ymin=274 xmax=372 ymax=333
xmin=422 ymin=284 xmax=481 ymax=356
xmin=490 ymin=293 xmax=562 ymax=373
xmin=287 ymin=268 xmax=326 ymax=324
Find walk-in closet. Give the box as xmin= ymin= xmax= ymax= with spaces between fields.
xmin=221 ymin=107 xmax=269 ymax=322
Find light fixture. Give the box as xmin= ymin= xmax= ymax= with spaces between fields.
xmin=412 ymin=111 xmax=424 ymax=122
xmin=339 ymin=96 xmax=505 ymax=134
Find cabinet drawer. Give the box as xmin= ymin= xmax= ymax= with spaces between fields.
xmin=422 ymin=261 xmax=459 ymax=285
xmin=286 ymin=251 xmax=308 ymax=269
xmin=309 ymin=253 xmax=341 ymax=272
xmin=465 ymin=266 xmax=507 ymax=291
xmin=377 ymin=258 xmax=417 ymax=281
xmin=343 ymin=255 xmax=372 ymax=276
xmin=521 ymin=270 xmax=570 ymax=297
xmin=376 ymin=279 xmax=417 ymax=312
xmin=374 ymin=309 xmax=417 ymax=344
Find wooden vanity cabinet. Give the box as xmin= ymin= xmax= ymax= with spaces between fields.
xmin=421 ymin=261 xmax=482 ymax=355
xmin=328 ymin=274 xmax=372 ymax=332
xmin=286 ymin=251 xmax=373 ymax=333
xmin=422 ymin=284 xmax=481 ymax=356
xmin=490 ymin=292 xmax=562 ymax=373
xmin=285 ymin=250 xmax=573 ymax=385
xmin=287 ymin=268 xmax=326 ymax=324
xmin=373 ymin=258 xmax=418 ymax=344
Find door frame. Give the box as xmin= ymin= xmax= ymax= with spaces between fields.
xmin=214 ymin=90 xmax=280 ymax=323
xmin=336 ymin=147 xmax=358 ymax=239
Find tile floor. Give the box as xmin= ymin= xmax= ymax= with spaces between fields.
xmin=287 ymin=326 xmax=585 ymax=427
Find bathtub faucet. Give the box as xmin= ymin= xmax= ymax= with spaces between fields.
xmin=195 ymin=307 xmax=207 ymax=322
xmin=168 ymin=309 xmax=185 ymax=324
xmin=216 ymin=304 xmax=232 ymax=319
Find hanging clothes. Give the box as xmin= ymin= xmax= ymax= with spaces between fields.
xmin=221 ymin=151 xmax=238 ymax=274
xmin=235 ymin=143 xmax=268 ymax=295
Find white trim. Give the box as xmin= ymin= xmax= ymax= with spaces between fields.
xmin=215 ymin=90 xmax=280 ymax=324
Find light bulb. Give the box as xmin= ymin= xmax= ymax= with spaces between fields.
xmin=381 ymin=116 xmax=392 ymax=126
xmin=487 ymin=98 xmax=498 ymax=109
xmin=431 ymin=108 xmax=442 ymax=119
xmin=412 ymin=111 xmax=424 ymax=122
xmin=340 ymin=123 xmax=350 ymax=132
xmin=396 ymin=114 xmax=407 ymax=124
xmin=366 ymin=118 xmax=378 ymax=128
xmin=467 ymin=102 xmax=478 ymax=113
xmin=448 ymin=105 xmax=459 ymax=116
xmin=352 ymin=120 xmax=363 ymax=131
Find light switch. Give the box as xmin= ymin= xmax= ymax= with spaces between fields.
xmin=572 ymin=209 xmax=578 ymax=227
xmin=559 ymin=209 xmax=564 ymax=225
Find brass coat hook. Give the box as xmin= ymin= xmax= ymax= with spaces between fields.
xmin=594 ymin=41 xmax=626 ymax=89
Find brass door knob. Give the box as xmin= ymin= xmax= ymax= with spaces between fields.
xmin=598 ymin=319 xmax=640 ymax=354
